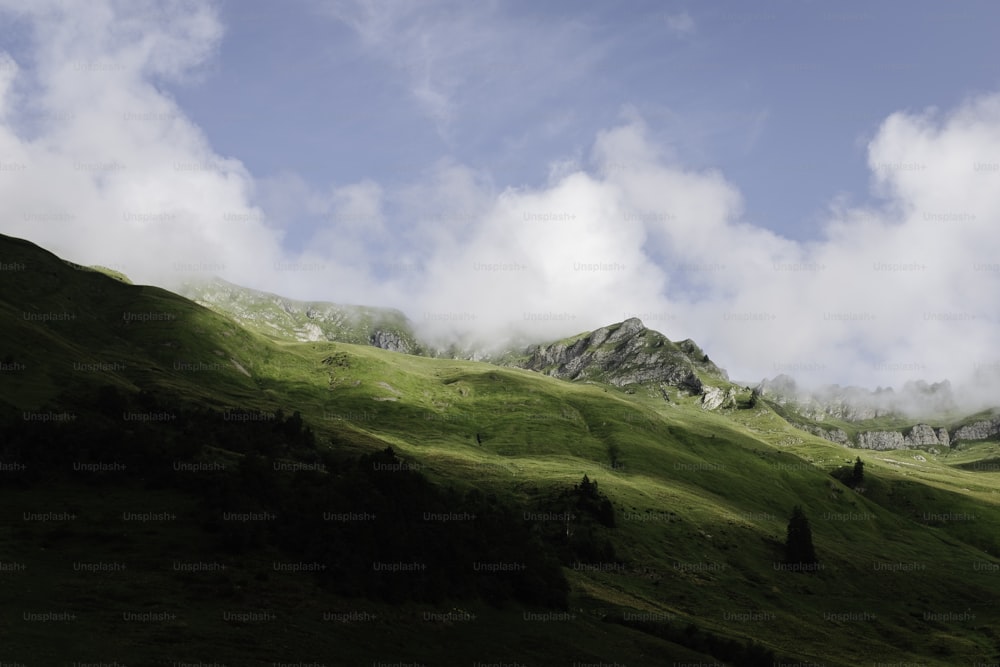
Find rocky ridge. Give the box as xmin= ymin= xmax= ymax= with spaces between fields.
xmin=754 ymin=374 xmax=988 ymax=449
xmin=179 ymin=278 xmax=422 ymax=354
xmin=515 ymin=318 xmax=732 ymax=406
xmin=783 ymin=411 xmax=996 ymax=452
xmin=756 ymin=375 xmax=956 ymax=422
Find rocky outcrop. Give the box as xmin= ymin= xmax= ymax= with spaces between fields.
xmin=848 ymin=415 xmax=994 ymax=447
xmin=518 ymin=318 xmax=723 ymax=396
xmin=369 ymin=329 xmax=414 ymax=354
xmin=756 ymin=375 xmax=886 ymax=421
xmin=856 ymin=431 xmax=906 ymax=450
xmin=850 ymin=424 xmax=951 ymax=450
xmin=820 ymin=402 xmax=884 ymax=422
xmin=953 ymin=417 xmax=1000 ymax=442
xmin=904 ymin=424 xmax=950 ymax=448
xmin=800 ymin=422 xmax=951 ymax=449
xmin=803 ymin=424 xmax=850 ymax=445
xmin=755 ymin=375 xmax=955 ymax=423
xmin=701 ymin=386 xmax=737 ymax=410
xmin=179 ymin=277 xmax=423 ymax=353
xmin=297 ymin=322 xmax=325 ymax=342
xmin=754 ymin=374 xmax=796 ymax=405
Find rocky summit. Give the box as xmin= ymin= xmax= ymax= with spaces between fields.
xmin=176 ymin=281 xmax=738 ymax=410
xmin=516 ymin=317 xmax=728 ymax=399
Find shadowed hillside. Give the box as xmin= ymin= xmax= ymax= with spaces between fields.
xmin=3 ymin=233 xmax=1000 ymax=666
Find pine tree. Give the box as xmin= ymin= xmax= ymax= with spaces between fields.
xmin=785 ymin=505 xmax=818 ymax=567
xmin=851 ymin=456 xmax=865 ymax=487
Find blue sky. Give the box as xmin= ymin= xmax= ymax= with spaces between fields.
xmin=3 ymin=0 xmax=1000 ymax=399
xmin=171 ymin=0 xmax=1000 ymax=246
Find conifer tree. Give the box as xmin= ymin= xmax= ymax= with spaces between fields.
xmin=852 ymin=456 xmax=865 ymax=487
xmin=785 ymin=505 xmax=818 ymax=568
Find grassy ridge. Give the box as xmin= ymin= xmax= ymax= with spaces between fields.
xmin=3 ymin=233 xmax=1000 ymax=665
xmin=178 ymin=276 xmax=422 ymax=350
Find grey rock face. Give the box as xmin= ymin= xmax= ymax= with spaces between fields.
xmin=856 ymin=431 xmax=907 ymax=450
xmin=369 ymin=329 xmax=414 ymax=354
xmin=701 ymin=386 xmax=737 ymax=410
xmin=853 ymin=423 xmax=955 ymax=450
xmin=519 ymin=318 xmax=722 ymax=396
xmin=904 ymin=424 xmax=949 ymax=447
xmin=755 ymin=376 xmax=955 ymax=423
xmin=755 ymin=375 xmax=797 ymax=404
xmin=953 ymin=418 xmax=1000 ymax=442
xmin=803 ymin=424 xmax=850 ymax=445
xmin=178 ymin=277 xmax=422 ymax=352
xmin=803 ymin=423 xmax=948 ymax=449
xmin=757 ymin=376 xmax=881 ymax=421
xmin=824 ymin=402 xmax=884 ymax=422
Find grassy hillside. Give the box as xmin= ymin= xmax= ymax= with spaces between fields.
xmin=3 ymin=233 xmax=1000 ymax=665
xmin=178 ymin=276 xmax=423 ymax=352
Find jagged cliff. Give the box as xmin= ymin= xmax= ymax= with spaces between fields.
xmin=849 ymin=426 xmax=950 ymax=450
xmin=790 ymin=412 xmax=995 ymax=452
xmin=952 ymin=417 xmax=1000 ymax=442
xmin=754 ymin=373 xmax=979 ymax=449
xmin=514 ymin=318 xmax=729 ymax=402
xmin=801 ymin=425 xmax=851 ymax=445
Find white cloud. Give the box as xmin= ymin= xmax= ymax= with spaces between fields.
xmin=317 ymin=0 xmax=607 ymax=135
xmin=399 ymin=96 xmax=1000 ymax=406
xmin=0 ymin=1 xmax=284 ymax=293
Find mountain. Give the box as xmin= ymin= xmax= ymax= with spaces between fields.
xmin=179 ymin=276 xmax=423 ymax=353
xmin=751 ymin=374 xmax=1000 ymax=450
xmin=510 ymin=316 xmax=736 ymax=406
xmin=181 ymin=278 xmax=741 ymax=410
xmin=4 ymin=232 xmax=1000 ymax=666
xmin=756 ymin=374 xmax=958 ymax=422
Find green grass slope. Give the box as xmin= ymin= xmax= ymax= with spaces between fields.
xmin=3 ymin=233 xmax=1000 ymax=665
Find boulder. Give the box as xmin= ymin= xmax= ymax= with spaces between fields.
xmin=701 ymin=386 xmax=737 ymax=410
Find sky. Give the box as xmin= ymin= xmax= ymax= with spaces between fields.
xmin=2 ymin=0 xmax=1000 ymax=401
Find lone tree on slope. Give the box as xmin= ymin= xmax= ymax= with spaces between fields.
xmin=785 ymin=505 xmax=818 ymax=568
xmin=851 ymin=456 xmax=865 ymax=487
